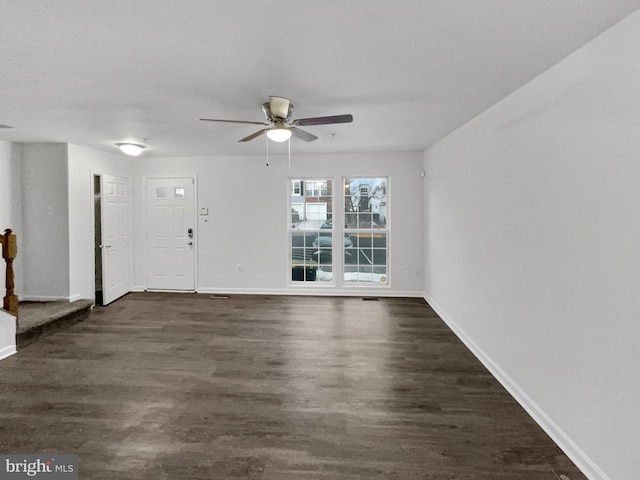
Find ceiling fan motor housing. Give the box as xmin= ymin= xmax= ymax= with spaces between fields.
xmin=262 ymin=100 xmax=293 ymax=122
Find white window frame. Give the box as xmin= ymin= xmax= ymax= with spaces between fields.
xmin=288 ymin=177 xmax=335 ymax=286
xmin=342 ymin=176 xmax=389 ymax=287
xmin=291 ymin=180 xmax=303 ymax=196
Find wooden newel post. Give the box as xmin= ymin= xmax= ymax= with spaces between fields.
xmin=1 ymin=228 xmax=18 ymax=317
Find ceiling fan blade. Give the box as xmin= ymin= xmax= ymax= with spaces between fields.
xmin=238 ymin=128 xmax=268 ymax=142
xmin=291 ymin=127 xmax=318 ymax=142
xmin=293 ymin=114 xmax=353 ymax=126
xmin=269 ymin=96 xmax=291 ymax=119
xmin=200 ymin=118 xmax=268 ymax=125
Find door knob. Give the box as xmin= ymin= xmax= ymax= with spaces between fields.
xmin=188 ymin=242 xmax=193 ymax=246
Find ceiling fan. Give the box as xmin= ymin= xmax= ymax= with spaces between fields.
xmin=200 ymin=96 xmax=353 ymax=143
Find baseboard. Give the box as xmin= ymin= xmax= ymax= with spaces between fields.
xmin=22 ymin=295 xmax=92 ymax=303
xmin=197 ymin=287 xmax=424 ymax=297
xmin=0 ymin=345 xmax=17 ymax=360
xmin=131 ymin=285 xmax=146 ymax=292
xmin=423 ymin=292 xmax=609 ymax=480
xmin=21 ymin=295 xmax=71 ymax=302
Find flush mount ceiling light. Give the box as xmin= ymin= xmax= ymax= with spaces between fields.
xmin=266 ymin=127 xmax=292 ymax=143
xmin=116 ymin=143 xmax=146 ymax=156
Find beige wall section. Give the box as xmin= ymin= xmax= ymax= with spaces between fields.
xmin=21 ymin=143 xmax=70 ymax=300
xmin=67 ymin=144 xmax=133 ymax=302
xmin=132 ymin=151 xmax=425 ymax=296
xmin=0 ymin=140 xmax=24 ymax=298
xmin=0 ymin=140 xmax=21 ymax=360
xmin=2 ymin=141 xmax=134 ymax=303
xmin=0 ymin=308 xmax=16 ymax=360
xmin=5 ymin=143 xmax=424 ymax=301
xmin=423 ymin=11 xmax=640 ymax=480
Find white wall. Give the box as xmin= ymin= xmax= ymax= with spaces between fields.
xmin=67 ymin=144 xmax=133 ymax=301
xmin=7 ymin=143 xmax=422 ymax=302
xmin=0 ymin=308 xmax=16 ymax=360
xmin=2 ymin=141 xmax=132 ymax=303
xmin=0 ymin=140 xmax=24 ymax=298
xmin=423 ymin=11 xmax=640 ymax=480
xmin=22 ymin=143 xmax=70 ymax=300
xmin=133 ymin=151 xmax=425 ymax=296
xmin=0 ymin=142 xmax=19 ymax=359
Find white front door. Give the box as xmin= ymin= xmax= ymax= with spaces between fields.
xmin=101 ymin=174 xmax=132 ymax=305
xmin=145 ymin=177 xmax=196 ymax=291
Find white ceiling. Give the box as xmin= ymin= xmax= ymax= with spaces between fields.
xmin=0 ymin=0 xmax=638 ymax=157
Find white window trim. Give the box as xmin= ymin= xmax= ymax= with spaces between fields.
xmin=288 ymin=177 xmax=336 ymax=287
xmin=342 ymin=176 xmax=390 ymax=288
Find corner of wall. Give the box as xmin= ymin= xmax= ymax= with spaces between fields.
xmin=0 ymin=309 xmax=17 ymax=361
xmin=423 ymin=292 xmax=611 ymax=480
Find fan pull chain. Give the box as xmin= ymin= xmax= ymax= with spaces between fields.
xmin=264 ymin=136 xmax=291 ymax=167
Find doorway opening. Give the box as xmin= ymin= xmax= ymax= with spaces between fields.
xmin=93 ymin=174 xmax=103 ymax=305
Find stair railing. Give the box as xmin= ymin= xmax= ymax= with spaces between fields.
xmin=1 ymin=228 xmax=18 ymax=319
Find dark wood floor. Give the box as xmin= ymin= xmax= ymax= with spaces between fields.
xmin=0 ymin=292 xmax=585 ymax=479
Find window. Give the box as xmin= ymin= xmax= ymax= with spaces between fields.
xmin=305 ymin=180 xmax=328 ymax=197
xmin=291 ymin=180 xmax=303 ymax=196
xmin=343 ymin=177 xmax=388 ymax=285
xmin=290 ymin=178 xmax=333 ymax=283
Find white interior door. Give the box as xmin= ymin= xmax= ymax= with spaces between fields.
xmin=101 ymin=174 xmax=132 ymax=305
xmin=145 ymin=177 xmax=196 ymax=291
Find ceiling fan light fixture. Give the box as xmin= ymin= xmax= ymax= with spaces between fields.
xmin=266 ymin=128 xmax=292 ymax=143
xmin=116 ymin=143 xmax=146 ymax=156
xmin=200 ymin=96 xmax=352 ymax=143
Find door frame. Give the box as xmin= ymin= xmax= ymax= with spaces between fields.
xmin=143 ymin=174 xmax=198 ymax=292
